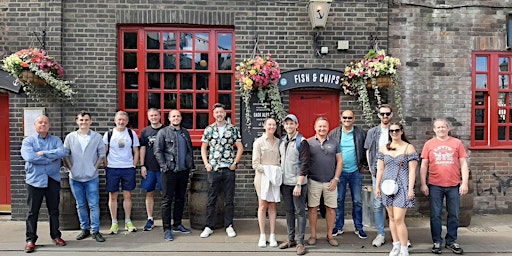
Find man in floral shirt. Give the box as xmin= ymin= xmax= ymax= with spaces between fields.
xmin=200 ymin=103 xmax=244 ymax=239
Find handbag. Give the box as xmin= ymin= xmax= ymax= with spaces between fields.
xmin=380 ymin=144 xmax=409 ymax=196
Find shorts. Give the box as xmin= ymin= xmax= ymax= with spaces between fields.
xmin=141 ymin=169 xmax=162 ymax=192
xmin=307 ymin=179 xmax=337 ymax=209
xmin=106 ymin=167 xmax=136 ymax=192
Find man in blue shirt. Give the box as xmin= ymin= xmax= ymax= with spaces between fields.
xmin=21 ymin=115 xmax=68 ymax=253
xmin=328 ymin=110 xmax=368 ymax=239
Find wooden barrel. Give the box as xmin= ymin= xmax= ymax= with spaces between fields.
xmin=59 ymin=171 xmax=80 ymax=230
xmin=188 ymin=171 xmax=225 ymax=230
xmin=459 ymin=171 xmax=474 ymax=227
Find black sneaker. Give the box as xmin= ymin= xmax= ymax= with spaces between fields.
xmin=92 ymin=232 xmax=105 ymax=242
xmin=445 ymin=243 xmax=463 ymax=254
xmin=76 ymin=229 xmax=91 ymax=240
xmin=432 ymin=242 xmax=442 ymax=254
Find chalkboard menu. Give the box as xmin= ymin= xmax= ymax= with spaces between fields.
xmin=241 ymin=93 xmax=274 ymax=151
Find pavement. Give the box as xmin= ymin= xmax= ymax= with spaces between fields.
xmin=1 ymin=214 xmax=512 ymax=255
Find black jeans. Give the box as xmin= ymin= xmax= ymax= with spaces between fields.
xmin=161 ymin=170 xmax=190 ymax=231
xmin=26 ymin=178 xmax=61 ymax=243
xmin=206 ymin=168 xmax=235 ymax=229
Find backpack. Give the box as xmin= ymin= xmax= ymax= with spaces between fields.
xmin=280 ymin=133 xmax=303 ymax=153
xmin=107 ymin=128 xmax=135 ymax=155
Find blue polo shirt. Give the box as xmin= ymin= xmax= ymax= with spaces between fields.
xmin=341 ymin=128 xmax=358 ymax=173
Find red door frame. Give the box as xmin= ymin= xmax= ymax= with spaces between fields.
xmin=0 ymin=93 xmax=11 ymax=212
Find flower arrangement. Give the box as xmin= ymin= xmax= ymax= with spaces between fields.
xmin=340 ymin=49 xmax=404 ymax=127
xmin=236 ymin=54 xmax=285 ymax=129
xmin=2 ymin=48 xmax=76 ymax=102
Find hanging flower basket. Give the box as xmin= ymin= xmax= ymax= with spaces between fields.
xmin=366 ymin=75 xmax=392 ymax=89
xmin=19 ymin=70 xmax=47 ymax=86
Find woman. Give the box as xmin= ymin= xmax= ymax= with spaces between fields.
xmin=375 ymin=123 xmax=419 ymax=256
xmin=252 ymin=117 xmax=281 ymax=247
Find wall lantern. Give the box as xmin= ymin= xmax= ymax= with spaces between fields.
xmin=308 ymin=0 xmax=332 ymax=29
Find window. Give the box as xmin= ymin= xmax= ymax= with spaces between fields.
xmin=472 ymin=52 xmax=512 ymax=148
xmin=118 ymin=26 xmax=235 ymax=145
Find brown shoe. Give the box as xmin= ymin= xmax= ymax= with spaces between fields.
xmin=278 ymin=240 xmax=297 ymax=249
xmin=307 ymin=237 xmax=317 ymax=245
xmin=54 ymin=237 xmax=66 ymax=246
xmin=296 ymin=244 xmax=306 ymax=255
xmin=327 ymin=237 xmax=339 ymax=246
xmin=24 ymin=241 xmax=35 ymax=253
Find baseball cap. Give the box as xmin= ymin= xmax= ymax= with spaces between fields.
xmin=284 ymin=114 xmax=298 ymax=124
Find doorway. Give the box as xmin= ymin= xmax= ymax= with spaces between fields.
xmin=289 ymin=90 xmax=340 ymax=139
xmin=0 ymin=93 xmax=10 ymax=212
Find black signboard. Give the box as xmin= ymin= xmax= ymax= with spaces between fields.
xmin=240 ymin=93 xmax=274 ymax=151
xmin=0 ymin=70 xmax=22 ymax=93
xmin=279 ymin=68 xmax=343 ymax=91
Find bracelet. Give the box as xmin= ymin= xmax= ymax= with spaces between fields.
xmin=295 ymin=184 xmax=301 ymax=187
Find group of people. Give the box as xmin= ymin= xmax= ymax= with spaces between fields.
xmin=20 ymin=103 xmax=469 ymax=256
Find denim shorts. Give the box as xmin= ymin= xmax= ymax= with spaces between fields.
xmin=105 ymin=167 xmax=136 ymax=192
xmin=141 ymin=169 xmax=162 ymax=192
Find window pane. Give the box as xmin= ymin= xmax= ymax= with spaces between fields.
xmin=180 ymin=73 xmax=193 ymax=89
xmin=218 ymin=74 xmax=232 ymax=90
xmin=196 ymin=33 xmax=209 ymax=50
xmin=163 ymin=32 xmax=176 ymax=50
xmin=164 ymin=93 xmax=177 ymax=109
xmin=124 ymin=73 xmax=138 ymax=89
xmin=147 ymin=32 xmax=160 ymax=49
xmin=499 ymin=57 xmax=509 ymax=72
xmin=124 ymin=32 xmax=137 ymax=49
xmin=218 ymin=53 xmax=232 ymax=70
xmin=218 ymin=33 xmax=232 ymax=50
xmin=499 ymin=109 xmax=507 ymax=123
xmin=147 ymin=53 xmax=160 ymax=69
xmin=475 ymin=126 xmax=484 ymax=140
xmin=124 ymin=52 xmax=137 ymax=69
xmin=196 ymin=113 xmax=209 ymax=129
xmin=180 ymin=93 xmax=193 ymax=109
xmin=148 ymin=93 xmax=161 ymax=109
xmin=125 ymin=93 xmax=138 ymax=109
xmin=182 ymin=113 xmax=193 ymax=129
xmin=500 ymin=75 xmax=509 ymax=89
xmin=180 ymin=53 xmax=192 ymax=69
xmin=196 ymin=93 xmax=208 ymax=109
xmin=476 ymin=56 xmax=487 ymax=71
xmin=196 ymin=53 xmax=209 ymax=70
xmin=498 ymin=92 xmax=507 ymax=106
xmin=475 ymin=109 xmax=484 ymax=123
xmin=147 ymin=73 xmax=160 ymax=89
xmin=197 ymin=73 xmax=209 ymax=90
xmin=128 ymin=112 xmax=138 ymax=130
xmin=164 ymin=53 xmax=176 ymax=69
xmin=498 ymin=126 xmax=506 ymax=140
xmin=164 ymin=73 xmax=176 ymax=89
xmin=179 ymin=33 xmax=192 ymax=50
xmin=476 ymin=74 xmax=487 ymax=89
xmin=219 ymin=94 xmax=232 ymax=110
xmin=475 ymin=91 xmax=485 ymax=105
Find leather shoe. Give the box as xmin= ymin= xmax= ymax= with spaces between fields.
xmin=76 ymin=229 xmax=91 ymax=240
xmin=24 ymin=241 xmax=35 ymax=253
xmin=54 ymin=237 xmax=66 ymax=246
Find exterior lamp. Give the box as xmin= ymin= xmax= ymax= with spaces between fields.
xmin=308 ymin=0 xmax=332 ymax=29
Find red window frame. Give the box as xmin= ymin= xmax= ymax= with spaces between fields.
xmin=118 ymin=26 xmax=236 ymax=146
xmin=471 ymin=51 xmax=512 ymax=149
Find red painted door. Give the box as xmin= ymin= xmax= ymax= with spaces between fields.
xmin=0 ymin=93 xmax=10 ymax=212
xmin=289 ymin=90 xmax=340 ymax=139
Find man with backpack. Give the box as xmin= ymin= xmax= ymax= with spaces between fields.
xmin=103 ymin=111 xmax=140 ymax=234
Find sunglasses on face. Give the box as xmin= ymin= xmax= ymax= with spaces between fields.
xmin=342 ymin=116 xmax=353 ymax=120
xmin=379 ymin=112 xmax=392 ymax=117
xmin=389 ymin=129 xmax=401 ymax=134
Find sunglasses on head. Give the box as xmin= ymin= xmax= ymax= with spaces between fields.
xmin=379 ymin=112 xmax=392 ymax=117
xmin=389 ymin=129 xmax=401 ymax=133
xmin=342 ymin=116 xmax=353 ymax=120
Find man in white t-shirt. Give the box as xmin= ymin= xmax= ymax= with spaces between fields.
xmin=103 ymin=111 xmax=140 ymax=234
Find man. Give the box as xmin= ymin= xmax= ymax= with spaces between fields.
xmin=328 ymin=110 xmax=368 ymax=239
xmin=63 ymin=111 xmax=106 ymax=243
xmin=139 ymin=108 xmax=165 ymax=232
xmin=278 ymin=114 xmax=310 ymax=255
xmin=420 ymin=118 xmax=469 ymax=255
xmin=154 ymin=109 xmax=195 ymax=241
xmin=21 ymin=115 xmax=68 ymax=253
xmin=200 ymin=103 xmax=243 ymax=238
xmin=364 ymin=104 xmax=393 ymax=247
xmin=306 ymin=117 xmax=342 ymax=248
xmin=103 ymin=111 xmax=140 ymax=234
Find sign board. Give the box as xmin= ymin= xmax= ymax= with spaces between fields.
xmin=240 ymin=93 xmax=273 ymax=151
xmin=279 ymin=68 xmax=343 ymax=91
xmin=0 ymin=70 xmax=22 ymax=93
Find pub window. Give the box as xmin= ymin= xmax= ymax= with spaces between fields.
xmin=118 ymin=26 xmax=235 ymax=145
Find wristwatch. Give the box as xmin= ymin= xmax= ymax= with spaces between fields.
xmin=334 ymin=177 xmax=340 ymax=181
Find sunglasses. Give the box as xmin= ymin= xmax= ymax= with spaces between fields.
xmin=379 ymin=112 xmax=392 ymax=117
xmin=389 ymin=129 xmax=401 ymax=134
xmin=342 ymin=116 xmax=353 ymax=120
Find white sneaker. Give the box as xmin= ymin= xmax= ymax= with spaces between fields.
xmin=372 ymin=234 xmax=386 ymax=247
xmin=269 ymin=233 xmax=278 ymax=247
xmin=389 ymin=246 xmax=400 ymax=256
xmin=399 ymin=249 xmax=409 ymax=256
xmin=226 ymin=225 xmax=237 ymax=237
xmin=200 ymin=227 xmax=213 ymax=238
xmin=258 ymin=234 xmax=266 ymax=247
xmin=407 ymin=240 xmax=411 ymax=247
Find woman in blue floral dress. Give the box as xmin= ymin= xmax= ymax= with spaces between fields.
xmin=375 ymin=123 xmax=419 ymax=256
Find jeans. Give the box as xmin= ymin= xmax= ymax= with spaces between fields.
xmin=69 ymin=177 xmax=101 ymax=233
xmin=281 ymin=184 xmax=307 ymax=244
xmin=26 ymin=178 xmax=61 ymax=242
xmin=429 ymin=184 xmax=460 ymax=244
xmin=162 ymin=170 xmax=189 ymax=230
xmin=372 ymin=175 xmax=386 ymax=235
xmin=335 ymin=171 xmax=363 ymax=231
xmin=206 ymin=168 xmax=235 ymax=228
